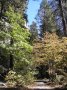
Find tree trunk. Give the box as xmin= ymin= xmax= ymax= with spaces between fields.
xmin=0 ymin=2 xmax=4 ymax=18
xmin=58 ymin=0 xmax=67 ymax=36
xmin=10 ymin=38 xmax=13 ymax=69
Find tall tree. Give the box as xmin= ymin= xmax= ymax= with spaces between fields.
xmin=0 ymin=0 xmax=29 ymax=69
xmin=49 ymin=0 xmax=67 ymax=36
xmin=0 ymin=3 xmax=34 ymax=85
xmin=36 ymin=0 xmax=57 ymax=37
xmin=58 ymin=0 xmax=67 ymax=36
xmin=30 ymin=21 xmax=38 ymax=42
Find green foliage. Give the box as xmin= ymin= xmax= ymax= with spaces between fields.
xmin=4 ymin=6 xmax=32 ymax=60
xmin=0 ymin=6 xmax=34 ymax=86
xmin=6 ymin=70 xmax=34 ymax=87
xmin=36 ymin=0 xmax=57 ymax=37
xmin=30 ymin=21 xmax=38 ymax=42
xmin=0 ymin=67 xmax=3 ymax=73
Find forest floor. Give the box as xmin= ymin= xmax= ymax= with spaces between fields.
xmin=26 ymin=80 xmax=64 ymax=90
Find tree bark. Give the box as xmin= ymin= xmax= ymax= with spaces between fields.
xmin=58 ymin=0 xmax=67 ymax=36
xmin=0 ymin=1 xmax=4 ymax=18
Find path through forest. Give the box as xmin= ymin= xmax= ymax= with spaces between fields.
xmin=27 ymin=81 xmax=63 ymax=90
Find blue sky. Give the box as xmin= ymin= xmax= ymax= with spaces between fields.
xmin=27 ymin=0 xmax=42 ymax=25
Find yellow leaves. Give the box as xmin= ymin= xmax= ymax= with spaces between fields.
xmin=33 ymin=32 xmax=67 ymax=65
xmin=54 ymin=55 xmax=63 ymax=62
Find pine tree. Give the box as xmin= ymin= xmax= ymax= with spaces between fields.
xmin=49 ymin=0 xmax=67 ymax=36
xmin=30 ymin=21 xmax=38 ymax=42
xmin=36 ymin=0 xmax=57 ymax=37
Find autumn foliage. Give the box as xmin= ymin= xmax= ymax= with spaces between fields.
xmin=33 ymin=32 xmax=67 ymax=83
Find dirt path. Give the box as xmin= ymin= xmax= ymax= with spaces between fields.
xmin=26 ymin=81 xmax=63 ymax=90
xmin=27 ymin=85 xmax=55 ymax=90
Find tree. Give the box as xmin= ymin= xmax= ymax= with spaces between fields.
xmin=0 ymin=0 xmax=30 ymax=69
xmin=30 ymin=21 xmax=38 ymax=42
xmin=49 ymin=0 xmax=67 ymax=36
xmin=57 ymin=0 xmax=67 ymax=36
xmin=0 ymin=0 xmax=29 ymax=18
xmin=36 ymin=0 xmax=57 ymax=37
xmin=61 ymin=0 xmax=67 ymax=35
xmin=0 ymin=0 xmax=34 ymax=85
xmin=33 ymin=32 xmax=67 ymax=83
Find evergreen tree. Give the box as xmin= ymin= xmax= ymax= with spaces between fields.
xmin=49 ymin=0 xmax=67 ymax=36
xmin=30 ymin=21 xmax=38 ymax=42
xmin=36 ymin=0 xmax=57 ymax=37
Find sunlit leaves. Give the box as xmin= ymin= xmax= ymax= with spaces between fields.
xmin=33 ymin=32 xmax=67 ymax=71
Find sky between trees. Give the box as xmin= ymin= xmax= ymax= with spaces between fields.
xmin=27 ymin=0 xmax=42 ymax=25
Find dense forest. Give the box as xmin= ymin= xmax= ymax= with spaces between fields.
xmin=0 ymin=0 xmax=67 ymax=88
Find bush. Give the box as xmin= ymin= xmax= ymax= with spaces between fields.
xmin=5 ymin=70 xmax=34 ymax=87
